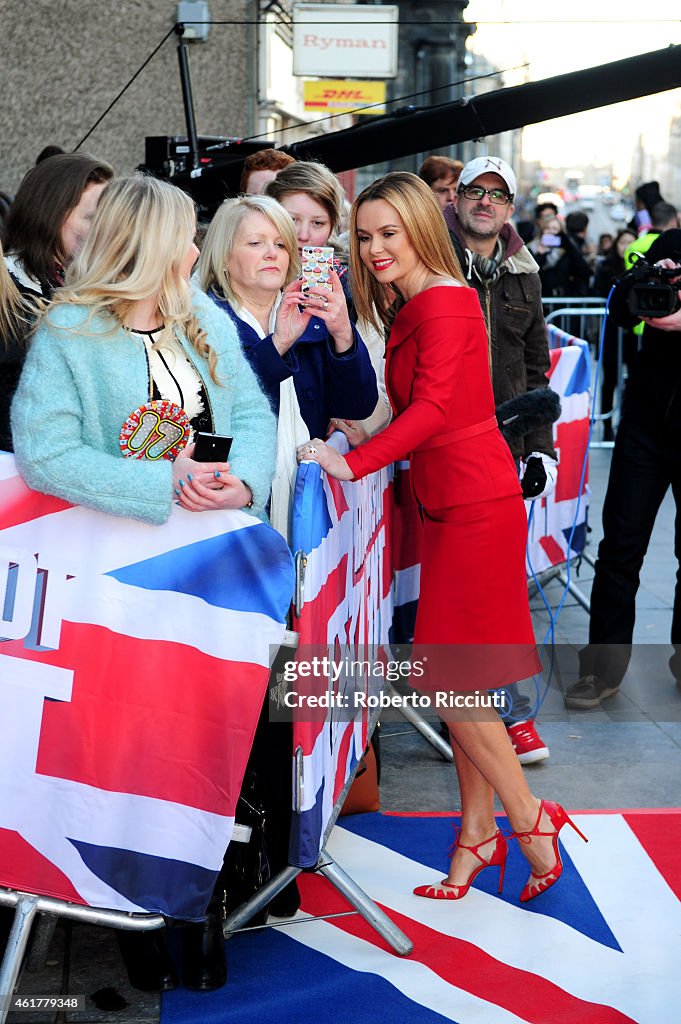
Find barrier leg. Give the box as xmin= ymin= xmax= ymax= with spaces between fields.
xmin=386 ymin=684 xmax=453 ymax=762
xmin=222 ymin=865 xmax=301 ymax=936
xmin=554 ymin=569 xmax=591 ymax=613
xmin=527 ymin=560 xmax=591 ymax=613
xmin=0 ymin=895 xmax=39 ymax=1024
xmin=527 ymin=564 xmax=562 ymax=599
xmin=317 ymin=853 xmax=412 ymax=956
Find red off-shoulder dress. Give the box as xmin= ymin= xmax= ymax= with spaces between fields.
xmin=344 ymin=285 xmax=540 ymax=691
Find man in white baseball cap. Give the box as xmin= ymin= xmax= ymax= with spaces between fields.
xmin=444 ymin=156 xmax=555 ymax=766
xmin=458 ymin=155 xmax=517 ymax=197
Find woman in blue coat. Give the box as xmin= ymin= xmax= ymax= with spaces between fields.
xmin=197 ymin=192 xmax=377 ymax=535
xmin=198 ymin=194 xmax=377 ymax=436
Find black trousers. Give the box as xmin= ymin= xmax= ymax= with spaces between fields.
xmin=579 ymin=417 xmax=681 ymax=686
xmin=599 ymin=324 xmax=638 ymax=420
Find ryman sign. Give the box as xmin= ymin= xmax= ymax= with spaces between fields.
xmin=293 ymin=3 xmax=399 ymax=79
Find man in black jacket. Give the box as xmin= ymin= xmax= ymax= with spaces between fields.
xmin=566 ymin=229 xmax=681 ymax=708
xmin=444 ymin=156 xmax=556 ymax=763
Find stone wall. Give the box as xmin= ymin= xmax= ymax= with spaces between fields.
xmin=0 ymin=0 xmax=254 ymax=192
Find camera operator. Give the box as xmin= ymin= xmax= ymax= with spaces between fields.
xmin=566 ymin=229 xmax=681 ymax=708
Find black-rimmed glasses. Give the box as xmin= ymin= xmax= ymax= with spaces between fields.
xmin=458 ymin=186 xmax=513 ymax=205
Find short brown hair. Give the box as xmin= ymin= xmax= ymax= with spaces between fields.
xmin=266 ymin=161 xmax=345 ymax=234
xmin=239 ymin=148 xmax=295 ymax=193
xmin=4 ymin=153 xmax=114 ymax=289
xmin=418 ymin=155 xmax=463 ymax=188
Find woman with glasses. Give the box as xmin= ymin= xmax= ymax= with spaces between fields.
xmin=297 ymin=172 xmax=586 ymax=905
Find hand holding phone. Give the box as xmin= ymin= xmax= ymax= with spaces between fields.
xmin=301 ymin=245 xmax=334 ymax=294
xmin=193 ymin=432 xmax=233 ymax=462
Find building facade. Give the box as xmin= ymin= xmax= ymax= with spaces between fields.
xmin=1 ymin=1 xmax=254 ymax=191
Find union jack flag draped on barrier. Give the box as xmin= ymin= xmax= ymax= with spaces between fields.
xmin=289 ymin=435 xmax=394 ymax=869
xmin=0 ymin=453 xmax=294 ymax=920
xmin=525 ymin=330 xmax=591 ymax=573
xmin=287 ymin=339 xmax=591 ymax=868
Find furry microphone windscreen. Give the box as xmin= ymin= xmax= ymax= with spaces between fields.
xmin=496 ymin=388 xmax=561 ymax=441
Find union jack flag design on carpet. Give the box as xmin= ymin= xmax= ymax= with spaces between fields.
xmin=526 ymin=329 xmax=591 ymax=573
xmin=289 ymin=435 xmax=394 ymax=868
xmin=162 ymin=810 xmax=681 ymax=1024
xmin=0 ymin=453 xmax=294 ymax=920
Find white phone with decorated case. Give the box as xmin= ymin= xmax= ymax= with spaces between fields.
xmin=301 ymin=245 xmax=334 ymax=293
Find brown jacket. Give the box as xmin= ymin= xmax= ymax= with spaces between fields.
xmin=443 ymin=208 xmax=556 ymax=461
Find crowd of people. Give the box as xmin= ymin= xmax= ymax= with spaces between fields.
xmin=2 ymin=144 xmax=681 ymax=994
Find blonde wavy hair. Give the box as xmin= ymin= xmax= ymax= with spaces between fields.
xmin=1 ymin=240 xmax=41 ymax=347
xmin=349 ymin=171 xmax=467 ymax=334
xmin=197 ymin=194 xmax=299 ymax=307
xmin=49 ymin=175 xmax=220 ymax=382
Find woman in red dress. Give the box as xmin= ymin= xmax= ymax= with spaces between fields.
xmin=297 ymin=172 xmax=586 ymax=903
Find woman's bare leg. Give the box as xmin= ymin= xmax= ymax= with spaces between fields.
xmin=445 ymin=711 xmax=558 ymax=878
xmin=445 ymin=737 xmax=498 ymax=885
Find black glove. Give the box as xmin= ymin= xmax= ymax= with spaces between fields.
xmin=521 ymin=456 xmax=548 ymax=499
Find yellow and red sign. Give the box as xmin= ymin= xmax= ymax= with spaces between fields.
xmin=303 ymin=79 xmax=386 ymax=116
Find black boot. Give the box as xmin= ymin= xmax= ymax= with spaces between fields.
xmin=181 ymin=902 xmax=227 ymax=992
xmin=223 ymin=771 xmax=271 ymax=927
xmin=0 ymin=907 xmax=13 ymax=956
xmin=266 ymin=879 xmax=301 ymax=918
xmin=116 ymin=929 xmax=178 ymax=992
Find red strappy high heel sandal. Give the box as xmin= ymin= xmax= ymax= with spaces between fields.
xmin=515 ymin=800 xmax=588 ymax=903
xmin=413 ymin=828 xmax=508 ymax=900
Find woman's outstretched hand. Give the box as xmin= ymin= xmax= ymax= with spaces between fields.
xmin=172 ymin=444 xmax=253 ymax=511
xmin=326 ymin=416 xmax=370 ymax=447
xmin=296 ymin=438 xmax=354 ymax=480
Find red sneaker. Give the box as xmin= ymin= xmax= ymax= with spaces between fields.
xmin=507 ymin=720 xmax=550 ymax=765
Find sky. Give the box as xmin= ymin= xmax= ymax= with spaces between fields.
xmin=463 ymin=0 xmax=681 ymax=179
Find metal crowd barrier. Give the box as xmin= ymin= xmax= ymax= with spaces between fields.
xmin=0 ymin=891 xmax=165 ymax=1024
xmin=542 ymin=297 xmax=627 ymax=447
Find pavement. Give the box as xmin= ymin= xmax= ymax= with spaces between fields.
xmin=4 ymin=443 xmax=681 ymax=1022
xmin=381 ymin=444 xmax=681 ymax=813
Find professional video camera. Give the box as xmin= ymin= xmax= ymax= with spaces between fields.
xmin=618 ymin=255 xmax=681 ymax=319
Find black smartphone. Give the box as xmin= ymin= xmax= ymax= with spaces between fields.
xmin=193 ymin=432 xmax=233 ymax=462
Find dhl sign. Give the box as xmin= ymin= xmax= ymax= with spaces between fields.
xmin=303 ymin=79 xmax=386 ymax=115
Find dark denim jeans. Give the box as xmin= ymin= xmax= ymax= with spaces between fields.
xmin=494 ymin=682 xmax=533 ymax=725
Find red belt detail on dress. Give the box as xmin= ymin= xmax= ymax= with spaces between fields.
xmin=415 ymin=415 xmax=498 ymax=451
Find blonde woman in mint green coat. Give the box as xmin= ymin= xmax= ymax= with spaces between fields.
xmin=9 ymin=174 xmax=279 ymax=993
xmin=12 ymin=175 xmax=276 ymax=524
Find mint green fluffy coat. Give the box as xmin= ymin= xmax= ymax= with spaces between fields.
xmin=12 ymin=287 xmax=276 ymax=524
